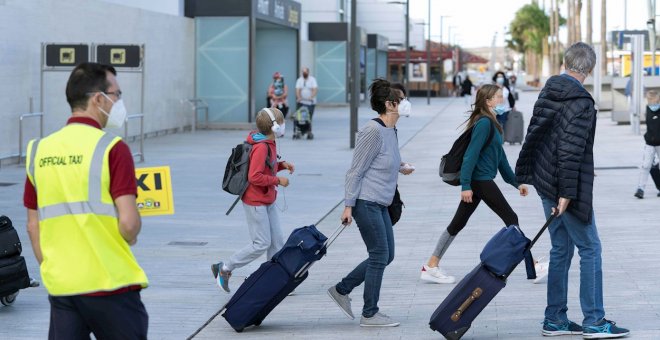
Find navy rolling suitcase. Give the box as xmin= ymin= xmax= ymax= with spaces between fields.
xmin=221 ymin=224 xmax=347 ymax=332
xmin=429 ymin=216 xmax=555 ymax=339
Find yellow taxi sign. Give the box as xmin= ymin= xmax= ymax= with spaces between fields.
xmin=135 ymin=166 xmax=174 ymax=216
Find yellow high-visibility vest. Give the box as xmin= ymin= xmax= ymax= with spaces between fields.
xmin=26 ymin=123 xmax=148 ymax=296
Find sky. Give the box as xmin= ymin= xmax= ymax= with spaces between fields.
xmin=407 ymin=0 xmax=650 ymax=48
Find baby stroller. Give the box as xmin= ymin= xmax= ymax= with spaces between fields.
xmin=292 ymin=105 xmax=313 ymax=140
xmin=1 ymin=215 xmax=40 ymax=307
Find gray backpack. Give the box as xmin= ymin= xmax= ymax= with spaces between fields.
xmin=222 ymin=142 xmax=272 ymax=215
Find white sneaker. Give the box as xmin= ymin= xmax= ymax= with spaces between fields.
xmin=534 ymin=260 xmax=549 ymax=284
xmin=420 ymin=265 xmax=456 ymax=284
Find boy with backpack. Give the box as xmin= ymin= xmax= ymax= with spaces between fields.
xmin=212 ymin=108 xmax=295 ymax=293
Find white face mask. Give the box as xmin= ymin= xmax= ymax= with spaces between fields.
xmin=398 ymin=98 xmax=412 ymax=117
xmin=98 ymin=93 xmax=127 ymax=129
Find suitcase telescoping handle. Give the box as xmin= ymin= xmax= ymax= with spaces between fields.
xmin=528 ymin=213 xmax=556 ymax=251
xmin=501 ymin=213 xmax=556 ymax=279
xmin=294 ymin=223 xmax=350 ymax=278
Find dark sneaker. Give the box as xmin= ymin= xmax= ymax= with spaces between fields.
xmin=583 ymin=319 xmax=629 ymax=339
xmin=542 ymin=320 xmax=583 ymax=336
xmin=327 ymin=286 xmax=354 ymax=319
xmin=359 ymin=312 xmax=400 ymax=327
xmin=634 ymin=189 xmax=644 ymax=199
xmin=211 ymin=261 xmax=231 ymax=293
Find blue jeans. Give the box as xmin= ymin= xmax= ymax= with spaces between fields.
xmin=541 ymin=198 xmax=604 ymax=326
xmin=335 ymin=199 xmax=395 ymax=318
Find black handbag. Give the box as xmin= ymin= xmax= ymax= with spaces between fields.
xmin=388 ymin=187 xmax=404 ymax=226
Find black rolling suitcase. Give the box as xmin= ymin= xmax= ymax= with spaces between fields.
xmin=429 ymin=216 xmax=555 ymax=340
xmin=222 ymin=224 xmax=347 ymax=332
xmin=0 ymin=215 xmax=38 ymax=306
xmin=650 ymin=163 xmax=660 ymax=191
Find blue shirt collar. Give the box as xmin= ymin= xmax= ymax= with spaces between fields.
xmin=560 ymin=73 xmax=583 ymax=88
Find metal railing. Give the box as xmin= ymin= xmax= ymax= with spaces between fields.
xmin=186 ymin=99 xmax=209 ymax=133
xmin=18 ymin=112 xmax=44 ymax=164
xmin=124 ymin=114 xmax=145 ymax=163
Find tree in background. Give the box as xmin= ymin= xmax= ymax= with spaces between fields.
xmin=507 ymin=2 xmax=558 ymax=81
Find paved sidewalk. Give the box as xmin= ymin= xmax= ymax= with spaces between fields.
xmin=1 ymin=92 xmax=659 ymax=339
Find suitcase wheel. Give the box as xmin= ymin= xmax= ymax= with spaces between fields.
xmin=235 ymin=328 xmax=244 ymax=333
xmin=1 ymin=292 xmax=19 ymax=306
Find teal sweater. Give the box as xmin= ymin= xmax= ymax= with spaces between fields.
xmin=460 ymin=117 xmax=519 ymax=191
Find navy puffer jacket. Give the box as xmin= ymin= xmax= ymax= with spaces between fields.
xmin=515 ymin=75 xmax=597 ymax=223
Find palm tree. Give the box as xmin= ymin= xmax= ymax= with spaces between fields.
xmin=601 ymin=0 xmax=607 ymax=73
xmin=586 ymin=0 xmax=592 ymax=45
xmin=508 ymin=2 xmax=551 ymax=79
xmin=553 ymin=0 xmax=560 ymax=73
xmin=574 ymin=0 xmax=582 ymax=43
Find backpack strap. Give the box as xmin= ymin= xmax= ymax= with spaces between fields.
xmin=372 ymin=118 xmax=398 ymax=137
xmin=475 ymin=117 xmax=495 ymax=153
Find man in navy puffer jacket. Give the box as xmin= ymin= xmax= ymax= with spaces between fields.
xmin=516 ymin=42 xmax=630 ymax=339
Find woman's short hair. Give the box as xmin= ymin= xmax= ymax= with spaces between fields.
xmin=256 ymin=108 xmax=283 ymax=134
xmin=369 ymin=78 xmax=400 ymax=114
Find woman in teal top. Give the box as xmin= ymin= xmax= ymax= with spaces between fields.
xmin=420 ymin=84 xmax=529 ymax=284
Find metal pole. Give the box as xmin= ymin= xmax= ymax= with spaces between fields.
xmin=624 ymin=0 xmax=628 ymax=30
xmin=426 ymin=0 xmax=431 ymax=104
xmin=631 ymin=34 xmax=644 ymax=135
xmin=650 ymin=0 xmax=657 ymax=75
xmin=350 ymin=0 xmax=358 ymax=148
xmin=140 ymin=44 xmax=145 ymax=114
xmin=405 ymin=0 xmax=410 ymax=87
xmin=40 ymin=43 xmax=45 ymax=113
xmin=593 ymin=43 xmax=602 ymax=107
xmin=439 ymin=16 xmax=444 ymax=97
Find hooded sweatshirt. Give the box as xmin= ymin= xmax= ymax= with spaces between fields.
xmin=241 ymin=131 xmax=286 ymax=206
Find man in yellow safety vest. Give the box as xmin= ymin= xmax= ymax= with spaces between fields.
xmin=24 ymin=62 xmax=148 ymax=339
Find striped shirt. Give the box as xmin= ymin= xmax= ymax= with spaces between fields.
xmin=345 ymin=120 xmax=401 ymax=207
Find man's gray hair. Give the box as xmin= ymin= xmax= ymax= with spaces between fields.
xmin=564 ymin=42 xmax=597 ymax=76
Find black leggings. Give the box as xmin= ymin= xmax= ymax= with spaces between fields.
xmin=446 ymin=180 xmax=518 ymax=236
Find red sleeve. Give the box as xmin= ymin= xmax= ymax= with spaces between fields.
xmin=109 ymin=141 xmax=137 ymax=200
xmin=277 ymin=161 xmax=286 ymax=172
xmin=23 ymin=177 xmax=37 ymax=209
xmin=248 ymin=144 xmax=279 ymax=187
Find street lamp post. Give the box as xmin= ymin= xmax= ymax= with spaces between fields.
xmin=438 ymin=15 xmax=450 ymax=97
xmin=649 ymin=0 xmax=657 ymax=75
xmin=405 ymin=0 xmax=409 ymax=87
xmin=426 ymin=0 xmax=431 ymax=104
xmin=350 ymin=0 xmax=358 ymax=148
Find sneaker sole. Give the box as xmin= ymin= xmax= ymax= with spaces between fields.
xmin=327 ymin=290 xmax=355 ymax=320
xmin=211 ymin=264 xmax=219 ymax=279
xmin=582 ymin=331 xmax=629 ymax=339
xmin=360 ymin=322 xmax=400 ymax=327
xmin=216 ymin=275 xmax=230 ymax=292
xmin=542 ymin=330 xmax=582 ymax=336
xmin=420 ymin=272 xmax=456 ymax=284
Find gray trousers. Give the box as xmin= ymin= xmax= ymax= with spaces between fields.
xmin=226 ymin=203 xmax=285 ymax=272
